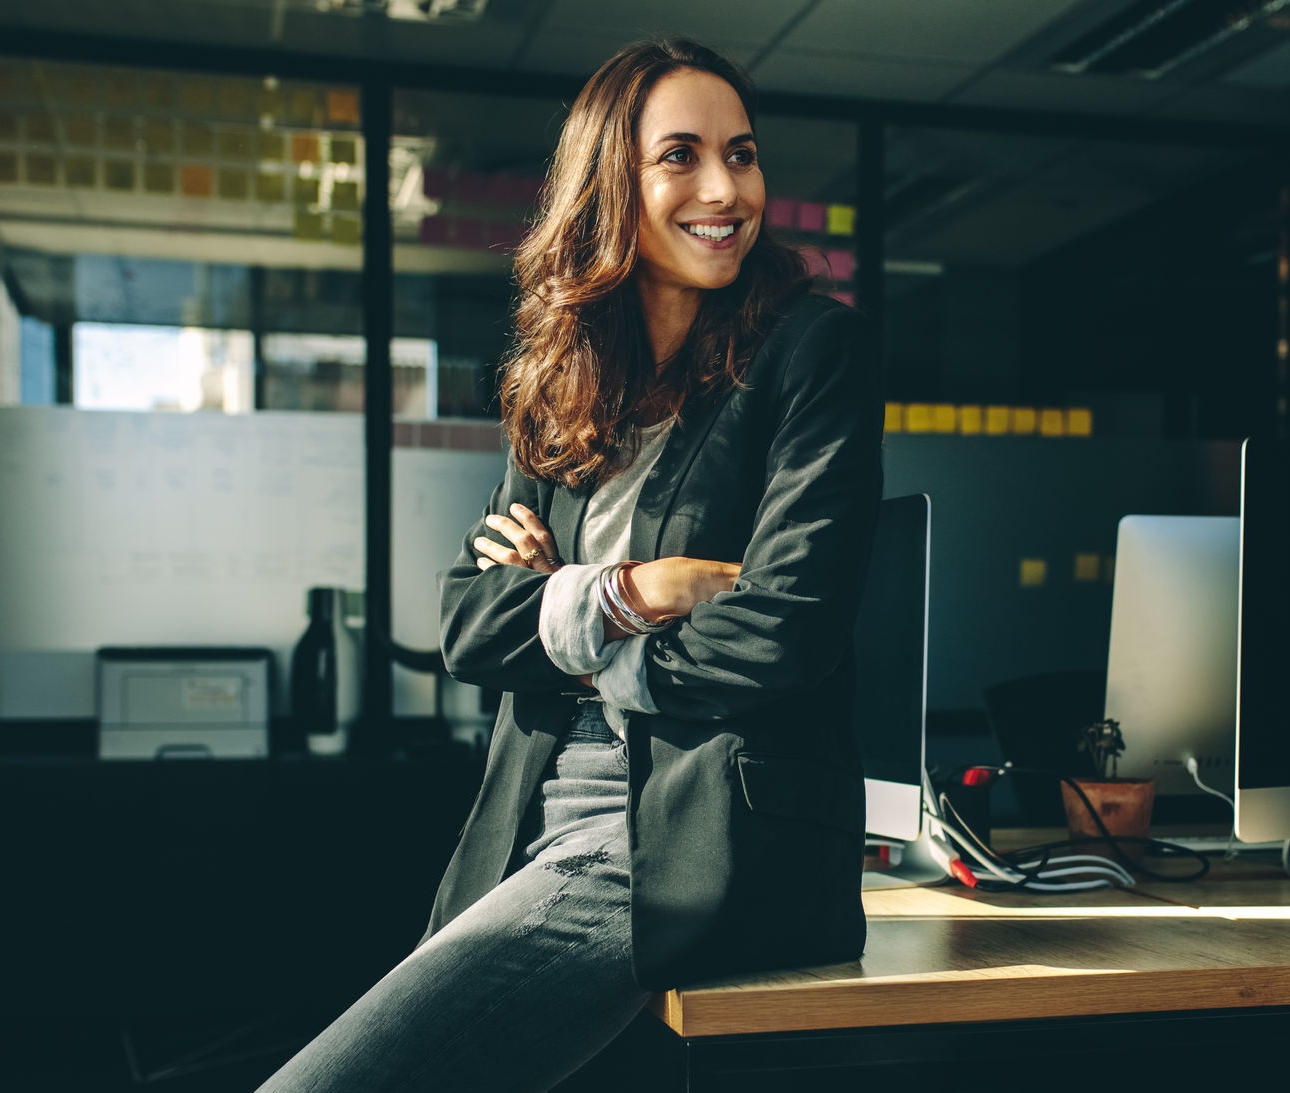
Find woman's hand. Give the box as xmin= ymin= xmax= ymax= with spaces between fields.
xmin=473 ymin=504 xmax=564 ymax=575
xmin=602 ymin=557 xmax=740 ymax=642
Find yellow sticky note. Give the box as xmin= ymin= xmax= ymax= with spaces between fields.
xmin=218 ymin=129 xmax=254 ymax=160
xmin=826 ymin=204 xmax=855 ymax=236
xmin=1019 ymin=558 xmax=1047 ymax=588
xmin=985 ymin=406 xmax=1011 ymax=435
xmin=1067 ymin=407 xmax=1093 ymax=436
xmin=104 ymin=160 xmax=135 ymax=191
xmin=293 ymin=209 xmax=325 ymax=240
xmin=1012 ymin=407 xmax=1037 ymax=435
xmin=66 ymin=156 xmax=95 ymax=188
xmin=289 ymin=88 xmax=319 ymax=126
xmin=331 ymin=179 xmax=360 ymax=211
xmin=330 ymin=137 xmax=358 ymax=165
xmin=293 ymin=175 xmax=321 ymax=205
xmin=931 ymin=404 xmax=956 ymax=433
xmin=145 ymin=120 xmax=175 ymax=155
xmin=181 ymin=81 xmax=213 ymax=115
xmin=142 ymin=75 xmax=174 ymax=111
xmin=1040 ymin=408 xmax=1065 ymax=437
xmin=63 ymin=114 xmax=95 ymax=146
xmin=218 ymin=168 xmax=249 ymax=200
xmin=218 ymin=81 xmax=251 ymax=119
xmin=183 ymin=124 xmax=215 ymax=157
xmin=25 ymin=154 xmax=56 ymax=184
xmin=144 ymin=164 xmax=175 ymax=193
xmin=256 ymin=131 xmax=285 ymax=162
xmin=332 ymin=214 xmax=362 ymax=246
xmin=1073 ymin=553 xmax=1101 ymax=582
xmin=884 ymin=402 xmax=903 ymax=434
xmin=958 ymin=405 xmax=983 ymax=435
xmin=905 ymin=404 xmax=932 ymax=433
xmin=255 ymin=171 xmax=285 ymax=203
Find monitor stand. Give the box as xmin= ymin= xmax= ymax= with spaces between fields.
xmin=862 ymin=829 xmax=951 ymax=890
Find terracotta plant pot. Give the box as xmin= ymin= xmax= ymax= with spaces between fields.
xmin=1060 ymin=778 xmax=1155 ymax=857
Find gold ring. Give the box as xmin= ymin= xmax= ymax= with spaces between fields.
xmin=521 ymin=548 xmax=542 ymax=564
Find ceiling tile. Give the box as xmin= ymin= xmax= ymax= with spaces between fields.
xmin=538 ymin=0 xmax=798 ymax=50
xmin=752 ymin=50 xmax=975 ymax=101
xmin=950 ymin=70 xmax=1178 ymax=117
xmin=514 ymin=30 xmax=758 ymax=79
xmin=1222 ymin=36 xmax=1290 ymax=89
xmin=781 ymin=0 xmax=1088 ymax=65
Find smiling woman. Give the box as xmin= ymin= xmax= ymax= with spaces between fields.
xmin=633 ymin=68 xmax=766 ymax=356
xmin=256 ymin=37 xmax=885 ymax=1093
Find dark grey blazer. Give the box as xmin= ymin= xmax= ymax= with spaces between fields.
xmin=425 ymin=293 xmax=885 ymax=989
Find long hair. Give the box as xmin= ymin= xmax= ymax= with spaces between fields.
xmin=501 ymin=38 xmax=811 ymax=489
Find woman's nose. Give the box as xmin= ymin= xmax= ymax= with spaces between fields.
xmin=697 ymin=160 xmax=737 ymax=207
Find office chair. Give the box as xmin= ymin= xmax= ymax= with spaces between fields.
xmin=982 ymin=669 xmax=1106 ymax=826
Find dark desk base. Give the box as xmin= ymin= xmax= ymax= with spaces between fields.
xmin=0 ymin=746 xmax=483 ymax=1017
xmin=667 ymin=1007 xmax=1290 ymax=1092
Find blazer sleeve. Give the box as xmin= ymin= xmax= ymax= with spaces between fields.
xmin=643 ymin=303 xmax=884 ymax=720
xmin=436 ymin=457 xmax=570 ymax=694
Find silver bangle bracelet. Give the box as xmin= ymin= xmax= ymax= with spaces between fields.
xmin=597 ymin=561 xmax=674 ymax=635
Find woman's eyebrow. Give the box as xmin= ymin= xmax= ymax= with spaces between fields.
xmin=649 ymin=130 xmax=757 ymax=147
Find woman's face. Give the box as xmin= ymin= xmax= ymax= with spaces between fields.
xmin=633 ymin=68 xmax=765 ymax=306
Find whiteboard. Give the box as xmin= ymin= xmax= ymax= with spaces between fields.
xmin=0 ymin=406 xmax=507 ymax=717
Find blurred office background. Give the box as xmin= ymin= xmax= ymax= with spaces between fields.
xmin=1 ymin=2 xmax=1288 ymax=1089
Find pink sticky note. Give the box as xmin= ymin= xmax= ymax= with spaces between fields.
xmin=797 ymin=202 xmax=826 ymax=232
xmin=767 ymin=198 xmax=796 ymax=228
xmin=825 ymin=248 xmax=856 ymax=281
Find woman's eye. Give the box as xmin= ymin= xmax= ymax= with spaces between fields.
xmin=661 ymin=146 xmax=694 ymax=165
xmin=729 ymin=147 xmax=757 ymax=167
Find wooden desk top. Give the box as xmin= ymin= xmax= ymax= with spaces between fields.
xmin=653 ymin=851 xmax=1290 ymax=1038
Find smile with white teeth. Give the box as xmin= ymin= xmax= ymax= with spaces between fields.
xmin=683 ymin=223 xmax=737 ymax=240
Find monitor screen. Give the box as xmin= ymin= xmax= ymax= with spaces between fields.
xmin=1235 ymin=437 xmax=1290 ymax=843
xmin=1103 ymin=514 xmax=1239 ymax=797
xmin=854 ymin=493 xmax=930 ymax=843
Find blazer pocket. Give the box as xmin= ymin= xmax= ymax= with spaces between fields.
xmin=736 ymin=752 xmax=865 ymax=836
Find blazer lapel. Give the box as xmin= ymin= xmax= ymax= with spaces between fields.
xmin=629 ymin=393 xmax=728 ymax=561
xmin=548 ymin=483 xmax=593 ymax=565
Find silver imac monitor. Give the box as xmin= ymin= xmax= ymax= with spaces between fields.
xmin=1235 ymin=437 xmax=1290 ymax=844
xmin=854 ymin=492 xmax=930 ymax=845
xmin=1103 ymin=514 xmax=1239 ymax=797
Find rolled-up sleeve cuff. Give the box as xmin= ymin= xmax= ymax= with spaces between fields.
xmin=593 ymin=635 xmax=659 ymax=715
xmin=539 ymin=563 xmax=618 ymax=676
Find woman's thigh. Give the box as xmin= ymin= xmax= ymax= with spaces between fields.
xmin=256 ymin=723 xmax=647 ymax=1093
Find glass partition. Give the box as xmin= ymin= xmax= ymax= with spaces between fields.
xmin=0 ymin=57 xmax=365 ymax=412
xmin=881 ymin=123 xmax=1276 ymax=439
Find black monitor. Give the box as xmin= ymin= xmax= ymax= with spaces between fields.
xmin=854 ymin=493 xmax=930 ymax=846
xmin=1235 ymin=437 xmax=1290 ymax=844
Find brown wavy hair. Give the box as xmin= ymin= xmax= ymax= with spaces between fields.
xmin=500 ymin=38 xmax=811 ymax=489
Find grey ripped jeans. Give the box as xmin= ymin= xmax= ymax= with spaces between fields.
xmin=255 ymin=702 xmax=650 ymax=1092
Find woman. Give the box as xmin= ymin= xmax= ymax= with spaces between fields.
xmin=258 ymin=37 xmax=883 ymax=1093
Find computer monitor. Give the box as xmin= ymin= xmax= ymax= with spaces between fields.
xmin=1235 ymin=437 xmax=1290 ymax=844
xmin=854 ymin=493 xmax=930 ymax=844
xmin=1103 ymin=514 xmax=1239 ymax=797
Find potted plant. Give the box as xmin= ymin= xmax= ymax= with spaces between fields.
xmin=1060 ymin=718 xmax=1155 ymax=855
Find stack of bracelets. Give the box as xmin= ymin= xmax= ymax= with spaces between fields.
xmin=596 ymin=560 xmax=676 ymax=635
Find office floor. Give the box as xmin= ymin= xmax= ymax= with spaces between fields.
xmin=3 ymin=1008 xmax=682 ymax=1093
xmin=4 ymin=1013 xmax=314 ymax=1093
